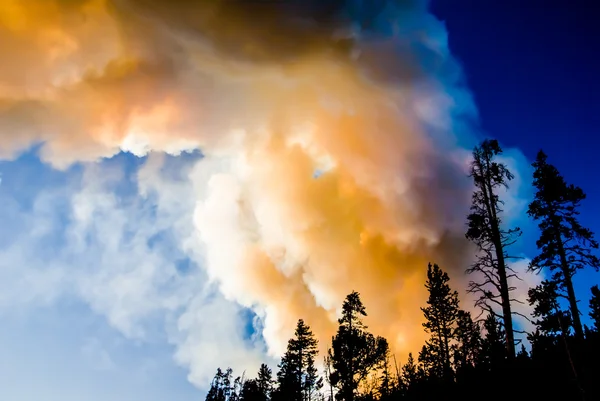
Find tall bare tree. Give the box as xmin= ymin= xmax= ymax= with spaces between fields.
xmin=465 ymin=139 xmax=522 ymax=359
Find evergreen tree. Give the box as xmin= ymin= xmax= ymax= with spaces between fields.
xmin=452 ymin=310 xmax=482 ymax=376
xmin=418 ymin=263 xmax=459 ymax=379
xmin=256 ymin=363 xmax=274 ymax=400
xmin=273 ymin=319 xmax=322 ymax=401
xmin=465 ymin=139 xmax=521 ymax=359
xmin=240 ymin=364 xmax=273 ymax=401
xmin=329 ymin=291 xmax=389 ymax=401
xmin=240 ymin=380 xmax=262 ymax=401
xmin=478 ymin=314 xmax=506 ymax=372
xmin=401 ymin=353 xmax=418 ymax=390
xmin=528 ymin=279 xmax=572 ymax=337
xmin=527 ymin=150 xmax=600 ymax=341
xmin=377 ymin=348 xmax=396 ymax=400
xmin=206 ymin=368 xmax=240 ymax=401
xmin=206 ymin=368 xmax=227 ymax=401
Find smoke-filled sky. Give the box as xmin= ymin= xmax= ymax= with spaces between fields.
xmin=0 ymin=1 xmax=598 ymax=400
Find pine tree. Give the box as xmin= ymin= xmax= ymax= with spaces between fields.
xmin=240 ymin=380 xmax=261 ymax=401
xmin=206 ymin=368 xmax=227 ymax=401
xmin=465 ymin=139 xmax=521 ymax=359
xmin=590 ymin=285 xmax=600 ymax=332
xmin=377 ymin=347 xmax=396 ymax=400
xmin=452 ymin=310 xmax=482 ymax=376
xmin=401 ymin=353 xmax=418 ymax=390
xmin=528 ymin=279 xmax=572 ymax=337
xmin=256 ymin=363 xmax=274 ymax=400
xmin=207 ymin=368 xmax=240 ymax=401
xmin=478 ymin=314 xmax=506 ymax=372
xmin=273 ymin=319 xmax=321 ymax=401
xmin=418 ymin=263 xmax=460 ymax=380
xmin=329 ymin=291 xmax=389 ymax=401
xmin=240 ymin=364 xmax=273 ymax=401
xmin=527 ymin=150 xmax=600 ymax=341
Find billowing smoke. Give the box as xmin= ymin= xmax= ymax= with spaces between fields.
xmin=1 ymin=0 xmax=485 ymax=373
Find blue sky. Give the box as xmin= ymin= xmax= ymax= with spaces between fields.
xmin=0 ymin=1 xmax=598 ymax=400
xmin=432 ymin=0 xmax=600 ymax=317
xmin=0 ymin=151 xmax=270 ymax=400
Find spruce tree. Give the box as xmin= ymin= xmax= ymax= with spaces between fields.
xmin=465 ymin=139 xmax=521 ymax=359
xmin=478 ymin=314 xmax=506 ymax=372
xmin=527 ymin=150 xmax=600 ymax=341
xmin=401 ymin=353 xmax=418 ymax=390
xmin=377 ymin=347 xmax=396 ymax=400
xmin=452 ymin=310 xmax=482 ymax=376
xmin=240 ymin=380 xmax=262 ymax=401
xmin=418 ymin=263 xmax=459 ymax=379
xmin=528 ymin=279 xmax=572 ymax=337
xmin=273 ymin=319 xmax=321 ymax=401
xmin=329 ymin=291 xmax=389 ymax=401
xmin=256 ymin=363 xmax=274 ymax=400
xmin=240 ymin=364 xmax=273 ymax=401
xmin=206 ymin=368 xmax=240 ymax=401
xmin=206 ymin=368 xmax=227 ymax=401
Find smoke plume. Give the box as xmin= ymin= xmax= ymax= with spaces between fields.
xmin=1 ymin=0 xmax=483 ymax=367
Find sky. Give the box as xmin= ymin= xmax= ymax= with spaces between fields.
xmin=0 ymin=1 xmax=598 ymax=400
xmin=431 ymin=0 xmax=600 ymax=307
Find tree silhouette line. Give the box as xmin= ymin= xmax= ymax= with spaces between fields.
xmin=204 ymin=140 xmax=600 ymax=401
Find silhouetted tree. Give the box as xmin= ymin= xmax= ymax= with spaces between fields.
xmin=239 ymin=364 xmax=273 ymax=401
xmin=206 ymin=368 xmax=227 ymax=401
xmin=590 ymin=285 xmax=600 ymax=332
xmin=418 ymin=263 xmax=459 ymax=379
xmin=240 ymin=380 xmax=262 ymax=401
xmin=478 ymin=314 xmax=506 ymax=372
xmin=401 ymin=353 xmax=418 ymax=390
xmin=256 ymin=363 xmax=274 ymax=400
xmin=329 ymin=291 xmax=389 ymax=401
xmin=527 ymin=150 xmax=600 ymax=341
xmin=528 ymin=279 xmax=572 ymax=337
xmin=452 ymin=310 xmax=481 ymax=377
xmin=207 ymin=368 xmax=240 ymax=401
xmin=273 ymin=319 xmax=322 ymax=401
xmin=465 ymin=139 xmax=521 ymax=359
xmin=377 ymin=349 xmax=393 ymax=399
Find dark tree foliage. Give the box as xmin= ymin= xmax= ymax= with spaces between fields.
xmin=400 ymin=353 xmax=417 ymax=391
xmin=239 ymin=364 xmax=273 ymax=401
xmin=590 ymin=285 xmax=600 ymax=332
xmin=418 ymin=263 xmax=459 ymax=380
xmin=206 ymin=283 xmax=600 ymax=401
xmin=377 ymin=348 xmax=396 ymax=401
xmin=465 ymin=139 xmax=522 ymax=359
xmin=527 ymin=150 xmax=600 ymax=341
xmin=528 ymin=279 xmax=572 ymax=338
xmin=240 ymin=380 xmax=262 ymax=401
xmin=206 ymin=368 xmax=242 ymax=401
xmin=256 ymin=363 xmax=274 ymax=400
xmin=478 ymin=314 xmax=506 ymax=373
xmin=273 ymin=319 xmax=322 ymax=401
xmin=329 ymin=291 xmax=389 ymax=401
xmin=452 ymin=310 xmax=481 ymax=378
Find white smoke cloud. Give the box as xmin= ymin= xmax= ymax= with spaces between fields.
xmin=0 ymin=0 xmax=540 ymax=392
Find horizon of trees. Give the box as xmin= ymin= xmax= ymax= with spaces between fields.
xmin=204 ymin=140 xmax=600 ymax=401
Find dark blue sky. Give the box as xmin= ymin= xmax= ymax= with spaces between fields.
xmin=432 ymin=0 xmax=600 ymax=313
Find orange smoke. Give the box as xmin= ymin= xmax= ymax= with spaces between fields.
xmin=0 ymin=0 xmax=474 ymax=364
